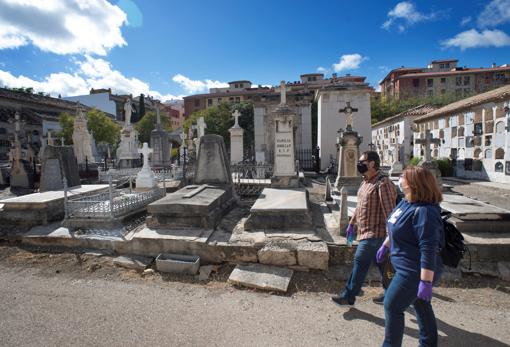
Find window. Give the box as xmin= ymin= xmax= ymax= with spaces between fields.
xmin=413 ymin=79 xmax=420 ymax=87
xmin=207 ymin=98 xmax=212 ymax=106
xmin=456 ymin=76 xmax=462 ymax=86
xmin=445 ymin=63 xmax=450 ymax=69
xmin=439 ymin=63 xmax=445 ymax=69
xmin=441 ymin=78 xmax=446 ymax=83
xmin=463 ymin=76 xmax=470 ymax=85
xmin=427 ymin=79 xmax=433 ymax=87
xmin=234 ymin=84 xmax=239 ymax=88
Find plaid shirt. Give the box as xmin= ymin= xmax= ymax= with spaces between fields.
xmin=352 ymin=171 xmax=397 ymax=241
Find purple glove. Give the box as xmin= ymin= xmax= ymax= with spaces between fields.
xmin=346 ymin=224 xmax=355 ymax=238
xmin=417 ymin=280 xmax=433 ymax=301
xmin=376 ymin=244 xmax=388 ymax=264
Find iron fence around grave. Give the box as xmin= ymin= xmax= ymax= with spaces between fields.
xmin=230 ymin=162 xmax=272 ymax=197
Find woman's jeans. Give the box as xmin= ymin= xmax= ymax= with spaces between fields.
xmin=382 ymin=271 xmax=438 ymax=347
xmin=340 ymin=237 xmax=384 ymax=303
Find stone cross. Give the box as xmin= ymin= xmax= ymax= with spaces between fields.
xmin=279 ymin=80 xmax=287 ymax=105
xmin=156 ymin=104 xmax=161 ymax=125
xmin=138 ymin=142 xmax=153 ymax=169
xmin=47 ymin=130 xmax=54 ymax=146
xmin=415 ymin=129 xmax=441 ymax=161
xmin=338 ymin=102 xmax=358 ymax=131
xmin=232 ymin=110 xmax=241 ymax=128
xmin=197 ymin=117 xmax=207 ymax=138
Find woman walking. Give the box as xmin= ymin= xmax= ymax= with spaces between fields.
xmin=376 ymin=166 xmax=443 ymax=347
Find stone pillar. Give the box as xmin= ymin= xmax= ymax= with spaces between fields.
xmin=334 ymin=128 xmax=363 ymax=195
xmin=229 ymin=126 xmax=244 ymax=164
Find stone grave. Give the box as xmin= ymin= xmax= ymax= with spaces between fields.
xmin=334 ymin=102 xmax=363 ymax=195
xmin=150 ymin=105 xmax=171 ymax=167
xmin=415 ymin=129 xmax=442 ymax=185
xmin=40 ymin=145 xmax=80 ymax=192
xmin=388 ymin=143 xmax=403 ymax=177
xmin=136 ymin=142 xmax=157 ymax=189
xmin=229 ymin=110 xmax=244 ymax=164
xmin=116 ymin=99 xmax=140 ymax=168
xmin=146 ymin=134 xmax=236 ymax=229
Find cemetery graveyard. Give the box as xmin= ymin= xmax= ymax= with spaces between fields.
xmin=1 ymin=80 xmax=510 ymax=294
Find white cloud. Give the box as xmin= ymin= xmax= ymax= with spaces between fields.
xmin=317 ymin=66 xmax=329 ymax=73
xmin=441 ymin=29 xmax=510 ymax=50
xmin=332 ymin=54 xmax=367 ymax=72
xmin=382 ymin=2 xmax=437 ymax=31
xmin=0 ymin=0 xmax=127 ymax=55
xmin=0 ymin=56 xmax=184 ymax=101
xmin=477 ymin=0 xmax=510 ymax=27
xmin=172 ymin=74 xmax=229 ymax=94
xmin=460 ymin=16 xmax=472 ymax=26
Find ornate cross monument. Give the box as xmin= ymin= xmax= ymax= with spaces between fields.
xmin=389 ymin=141 xmax=403 ymax=177
xmin=136 ymin=142 xmax=156 ymax=189
xmin=334 ymin=101 xmax=363 ymax=194
xmin=415 ymin=129 xmax=443 ymax=185
xmin=338 ymin=101 xmax=358 ymax=131
xmin=9 ymin=112 xmax=33 ymax=190
xmin=271 ymin=80 xmax=299 ymax=187
xmin=229 ymin=109 xmax=244 ymax=163
xmin=150 ymin=103 xmax=170 ymax=167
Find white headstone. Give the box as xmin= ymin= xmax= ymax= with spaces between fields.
xmin=274 ymin=116 xmax=295 ymax=176
xmin=229 ymin=110 xmax=244 ymax=163
xmin=136 ymin=142 xmax=156 ymax=189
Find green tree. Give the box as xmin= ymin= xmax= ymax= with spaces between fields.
xmin=57 ymin=112 xmax=74 ymax=145
xmin=87 ymin=108 xmax=121 ymax=146
xmin=56 ymin=108 xmax=121 ymax=146
xmin=184 ymin=101 xmax=255 ymax=151
xmin=135 ymin=111 xmax=172 ymax=144
xmin=135 ymin=94 xmax=145 ymax=123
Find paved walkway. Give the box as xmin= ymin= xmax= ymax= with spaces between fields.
xmin=0 ymin=249 xmax=509 ymax=347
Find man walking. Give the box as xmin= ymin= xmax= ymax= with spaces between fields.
xmin=332 ymin=151 xmax=397 ymax=306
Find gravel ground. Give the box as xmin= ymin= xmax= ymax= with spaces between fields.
xmin=0 ymin=246 xmax=509 ymax=347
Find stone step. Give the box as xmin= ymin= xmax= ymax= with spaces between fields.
xmin=228 ymin=263 xmax=294 ymax=293
xmin=257 ymin=240 xmax=329 ymax=270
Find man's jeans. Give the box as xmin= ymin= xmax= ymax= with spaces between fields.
xmin=340 ymin=237 xmax=384 ymax=303
xmin=382 ymin=271 xmax=438 ymax=347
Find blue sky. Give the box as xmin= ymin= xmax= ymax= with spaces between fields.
xmin=0 ymin=0 xmax=509 ymax=100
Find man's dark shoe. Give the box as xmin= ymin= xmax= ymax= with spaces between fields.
xmin=372 ymin=294 xmax=385 ymax=305
xmin=331 ymin=295 xmax=354 ymax=306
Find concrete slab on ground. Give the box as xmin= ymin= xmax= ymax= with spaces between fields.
xmin=113 ymin=255 xmax=153 ymax=271
xmin=441 ymin=193 xmax=510 ymax=219
xmin=228 ymin=263 xmax=294 ymax=292
xmin=250 ymin=188 xmax=308 ymax=212
xmin=132 ymin=227 xmax=213 ymax=244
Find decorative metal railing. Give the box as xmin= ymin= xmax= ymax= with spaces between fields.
xmin=230 ymin=162 xmax=272 ymax=196
xmin=64 ymin=177 xmax=165 ymax=220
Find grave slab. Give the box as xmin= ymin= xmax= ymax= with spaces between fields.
xmin=441 ymin=194 xmax=510 ymax=220
xmin=228 ymin=263 xmax=294 ymax=293
xmin=244 ymin=188 xmax=313 ymax=231
xmin=0 ymin=185 xmax=108 ymax=226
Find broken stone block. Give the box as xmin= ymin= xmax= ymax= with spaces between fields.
xmin=228 ymin=263 xmax=294 ymax=293
xmin=113 ymin=255 xmax=153 ymax=271
xmin=497 ymin=262 xmax=510 ymax=281
xmin=198 ymin=264 xmax=220 ymax=281
xmin=257 ymin=241 xmax=296 ymax=266
xmin=296 ymin=241 xmax=329 ymax=270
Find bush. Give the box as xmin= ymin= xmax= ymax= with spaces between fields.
xmin=435 ymin=158 xmax=454 ymax=177
xmin=409 ymin=156 xmax=421 ymax=166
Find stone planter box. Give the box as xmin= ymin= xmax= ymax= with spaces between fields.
xmin=155 ymin=253 xmax=200 ymax=275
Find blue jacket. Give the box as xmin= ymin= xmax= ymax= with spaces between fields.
xmin=387 ymin=200 xmax=443 ymax=276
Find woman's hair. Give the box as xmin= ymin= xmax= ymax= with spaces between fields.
xmin=402 ymin=166 xmax=443 ymax=203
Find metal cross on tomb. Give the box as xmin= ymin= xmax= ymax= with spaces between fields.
xmin=414 ymin=129 xmax=441 ymax=161
xmin=338 ymin=102 xmax=358 ymax=131
xmin=232 ymin=110 xmax=241 ymax=127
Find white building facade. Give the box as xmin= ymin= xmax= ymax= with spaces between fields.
xmin=413 ymin=85 xmax=510 ymax=183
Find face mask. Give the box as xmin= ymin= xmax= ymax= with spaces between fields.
xmin=357 ymin=162 xmax=368 ymax=174
xmin=397 ymin=177 xmax=404 ymax=193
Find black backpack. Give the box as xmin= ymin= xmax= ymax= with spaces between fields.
xmin=440 ymin=211 xmax=471 ymax=269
